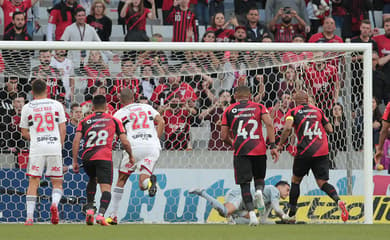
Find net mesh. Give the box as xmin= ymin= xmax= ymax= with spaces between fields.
xmin=0 ymin=44 xmax=368 ymax=223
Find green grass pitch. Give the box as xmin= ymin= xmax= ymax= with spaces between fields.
xmin=1 ymin=224 xmax=389 ymax=240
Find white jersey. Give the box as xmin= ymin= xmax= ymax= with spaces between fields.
xmin=50 ymin=56 xmax=74 ymax=99
xmin=114 ymin=103 xmax=161 ymax=149
xmin=20 ymin=98 xmax=66 ymax=156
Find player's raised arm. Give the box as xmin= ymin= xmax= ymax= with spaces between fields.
xmin=154 ymin=114 xmax=165 ymax=139
xmin=72 ymin=132 xmax=82 ymax=173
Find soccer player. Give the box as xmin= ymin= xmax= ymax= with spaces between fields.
xmin=221 ymin=86 xmax=279 ymax=226
xmin=190 ymin=181 xmax=291 ymax=224
xmin=277 ymin=90 xmax=349 ymax=223
xmin=375 ymin=102 xmax=390 ymax=166
xmin=106 ymin=88 xmax=164 ymax=225
xmin=20 ymin=79 xmax=67 ymax=225
xmin=72 ymin=95 xmax=134 ymax=226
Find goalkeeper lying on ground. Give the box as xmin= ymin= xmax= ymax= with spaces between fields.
xmin=189 ymin=181 xmax=292 ymax=224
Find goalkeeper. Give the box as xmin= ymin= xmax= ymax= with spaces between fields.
xmin=189 ymin=181 xmax=291 ymax=224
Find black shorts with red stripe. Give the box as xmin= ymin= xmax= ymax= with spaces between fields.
xmin=293 ymin=155 xmax=329 ymax=180
xmin=83 ymin=160 xmax=113 ymax=185
xmin=233 ymin=155 xmax=267 ymax=184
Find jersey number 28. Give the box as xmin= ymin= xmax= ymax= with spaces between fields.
xmin=86 ymin=130 xmax=109 ymax=148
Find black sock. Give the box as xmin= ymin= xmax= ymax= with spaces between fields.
xmin=240 ymin=183 xmax=254 ymax=211
xmin=289 ymin=183 xmax=300 ymax=216
xmin=86 ymin=179 xmax=97 ymax=208
xmin=321 ymin=182 xmax=340 ymax=203
xmin=254 ymin=178 xmax=265 ymax=192
xmin=99 ymin=191 xmax=111 ymax=215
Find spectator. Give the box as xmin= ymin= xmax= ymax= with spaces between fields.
xmin=304 ymin=53 xmax=340 ymax=117
xmin=282 ymin=34 xmax=313 ymax=70
xmin=234 ymin=25 xmax=248 ymax=42
xmin=207 ymin=12 xmax=238 ymax=42
xmin=30 ymin=50 xmax=65 ymax=100
xmin=87 ymin=0 xmax=112 ymax=41
xmin=121 ymin=0 xmax=156 ymax=41
xmin=244 ymin=8 xmax=272 ymax=42
xmin=162 ymin=0 xmax=174 ymax=25
xmin=167 ymin=0 xmax=198 ymax=42
xmin=56 ymin=93 xmax=70 ymax=119
xmin=81 ymin=50 xmax=111 ymax=100
xmin=308 ymin=17 xmax=343 ymax=43
xmin=378 ymin=129 xmax=390 ymax=171
xmin=61 ymin=8 xmax=101 ymax=41
xmin=201 ymin=30 xmax=217 ymax=42
xmin=328 ymin=102 xmax=347 ymax=169
xmin=0 ymin=0 xmax=38 ymax=34
xmin=199 ymin=90 xmax=233 ymax=151
xmin=140 ymin=65 xmax=160 ymax=100
xmin=265 ymin=0 xmax=310 ymax=31
xmin=79 ymin=0 xmax=110 ymax=15
xmin=268 ymin=7 xmax=306 ymax=42
xmin=372 ymin=51 xmax=386 ymax=104
xmin=197 ymin=74 xmax=217 ymax=109
xmin=26 ymin=2 xmax=40 ymax=38
xmin=234 ymin=0 xmax=258 ymax=25
xmin=351 ymin=19 xmax=378 ymax=52
xmin=50 ymin=50 xmax=75 ymax=103
xmin=81 ymin=84 xmax=115 ymax=114
xmin=373 ymin=97 xmax=383 ymax=147
xmin=63 ymin=103 xmax=83 ymax=166
xmin=162 ymin=93 xmax=192 ymax=150
xmin=47 ymin=0 xmax=82 ymax=41
xmin=150 ymin=75 xmax=197 ymax=108
xmin=110 ymin=58 xmax=142 ymax=107
xmin=278 ymin=66 xmax=303 ymax=98
xmin=3 ymin=12 xmax=32 ymax=41
xmin=306 ymin=0 xmax=330 ymax=39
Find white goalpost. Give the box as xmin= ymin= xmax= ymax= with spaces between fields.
xmin=0 ymin=41 xmax=372 ymax=224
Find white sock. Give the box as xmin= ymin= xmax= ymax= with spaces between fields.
xmin=142 ymin=178 xmax=150 ymax=190
xmin=26 ymin=195 xmax=37 ymax=220
xmin=52 ymin=188 xmax=63 ymax=206
xmin=110 ymin=187 xmax=124 ymax=217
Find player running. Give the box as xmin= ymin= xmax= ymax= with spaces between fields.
xmin=190 ymin=181 xmax=291 ymax=224
xmin=20 ymin=79 xmax=67 ymax=225
xmin=106 ymin=89 xmax=165 ymax=225
xmin=277 ymin=90 xmax=349 ymax=222
xmin=221 ymin=86 xmax=279 ymax=226
xmin=72 ymin=95 xmax=134 ymax=226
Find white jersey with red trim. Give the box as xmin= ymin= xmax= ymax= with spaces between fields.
xmin=20 ymin=98 xmax=66 ymax=156
xmin=114 ymin=103 xmax=161 ymax=149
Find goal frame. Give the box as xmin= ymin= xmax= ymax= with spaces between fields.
xmin=0 ymin=41 xmax=373 ymax=224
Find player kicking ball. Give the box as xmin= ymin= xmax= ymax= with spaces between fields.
xmin=189 ymin=181 xmax=291 ymax=224
xmin=105 ymin=89 xmax=165 ymax=225
xmin=277 ymin=90 xmax=349 ymax=223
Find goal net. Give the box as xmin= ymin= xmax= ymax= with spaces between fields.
xmin=0 ymin=41 xmax=372 ymax=224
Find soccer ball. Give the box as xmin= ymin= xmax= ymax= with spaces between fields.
xmin=376 ymin=164 xmax=384 ymax=171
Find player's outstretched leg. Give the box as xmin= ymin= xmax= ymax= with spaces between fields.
xmin=189 ymin=188 xmax=228 ymax=217
xmin=148 ymin=175 xmax=157 ymax=197
xmin=320 ymin=181 xmax=349 ymax=222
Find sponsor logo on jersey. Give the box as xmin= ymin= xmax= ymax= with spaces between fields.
xmin=132 ymin=133 xmax=153 ymax=140
xmin=37 ymin=135 xmax=58 ymax=143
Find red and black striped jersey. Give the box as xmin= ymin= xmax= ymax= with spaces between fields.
xmin=286 ymin=104 xmax=329 ymax=157
xmin=166 ymin=6 xmax=198 ymax=42
xmin=221 ymin=100 xmax=268 ymax=156
xmin=382 ymin=102 xmax=390 ymax=122
xmin=76 ymin=112 xmax=125 ymax=161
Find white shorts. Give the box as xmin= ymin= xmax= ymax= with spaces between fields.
xmin=225 ymin=189 xmax=247 ymax=218
xmin=119 ymin=147 xmax=160 ymax=175
xmin=27 ymin=155 xmax=63 ymax=178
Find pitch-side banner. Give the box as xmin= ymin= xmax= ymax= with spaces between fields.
xmin=99 ymin=169 xmax=390 ymax=223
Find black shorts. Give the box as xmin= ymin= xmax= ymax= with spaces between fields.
xmin=293 ymin=155 xmax=329 ymax=180
xmin=83 ymin=160 xmax=113 ymax=185
xmin=233 ymin=155 xmax=267 ymax=184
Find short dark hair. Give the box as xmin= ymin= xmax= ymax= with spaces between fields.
xmin=70 ymin=103 xmax=80 ymax=111
xmin=32 ymin=79 xmax=47 ymax=95
xmin=12 ymin=11 xmax=25 ymax=20
xmin=275 ymin=180 xmax=290 ymax=187
xmin=234 ymin=86 xmax=251 ymax=96
xmin=92 ymin=95 xmax=107 ymax=109
xmin=39 ymin=49 xmax=51 ymax=55
xmin=75 ymin=7 xmax=86 ymax=16
xmin=292 ymin=34 xmax=306 ymax=41
xmin=361 ymin=19 xmax=371 ymax=25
